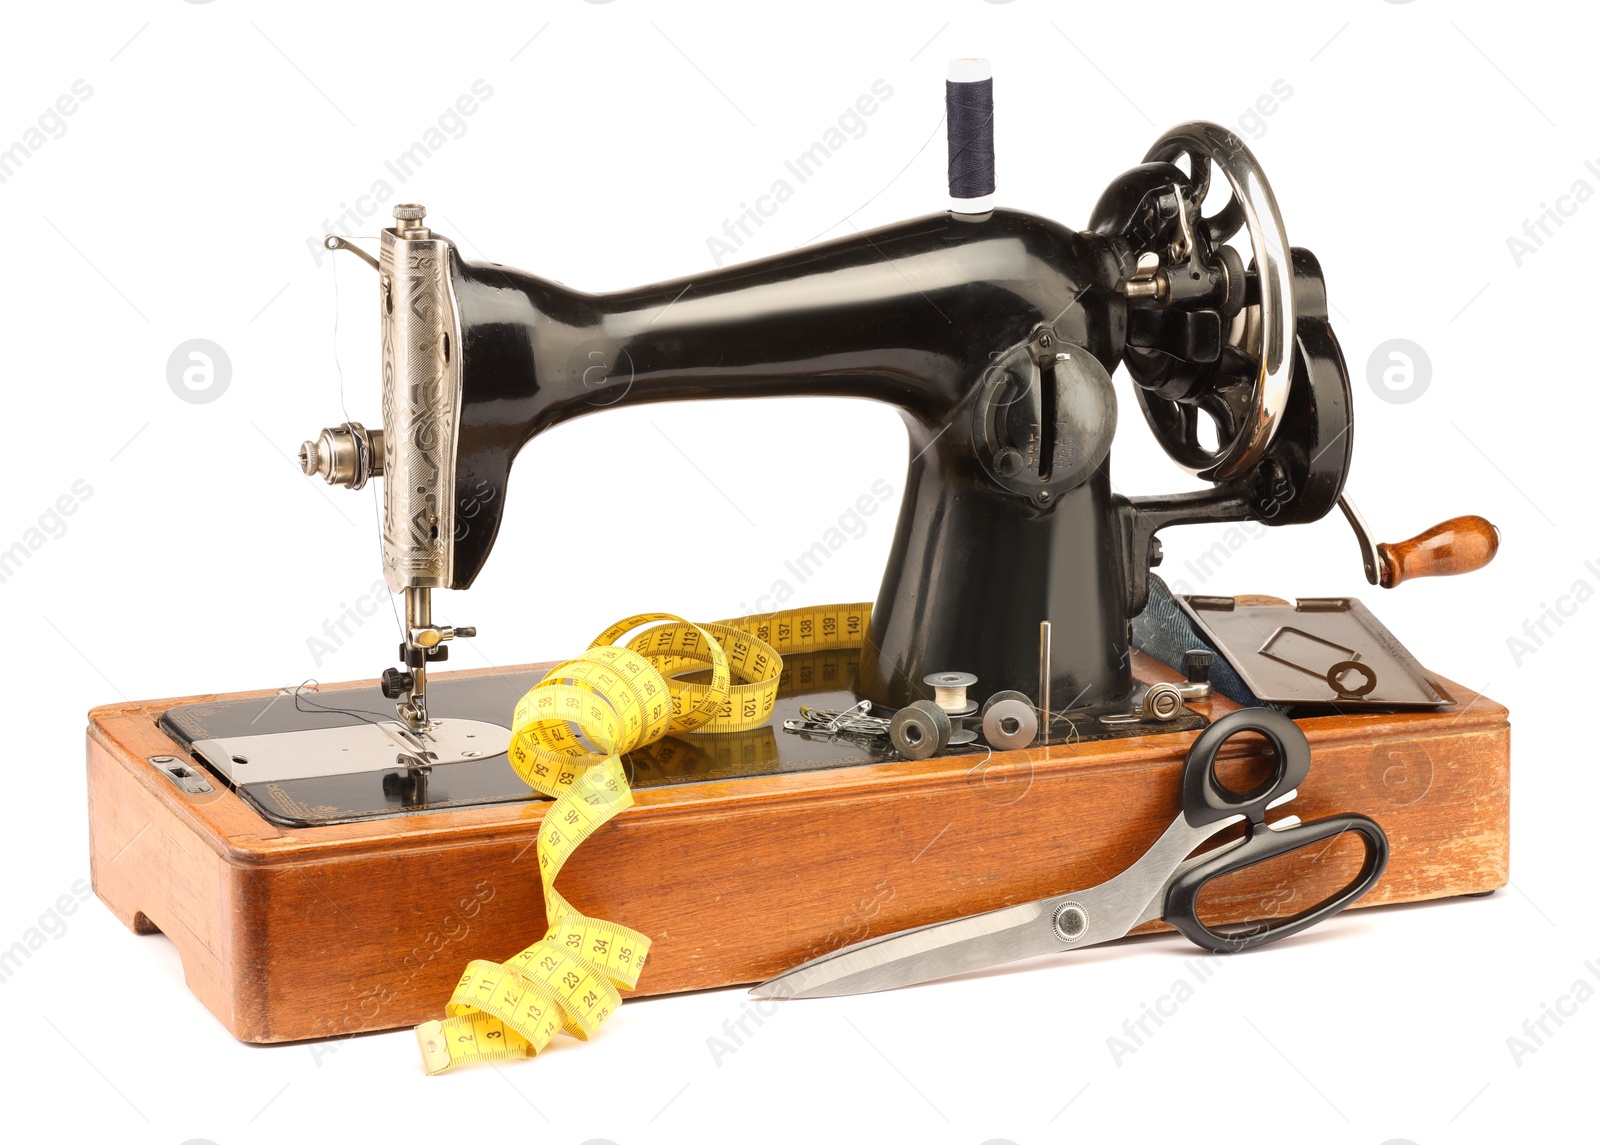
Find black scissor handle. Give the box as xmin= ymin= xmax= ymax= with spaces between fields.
xmin=1181 ymin=708 xmax=1311 ymax=828
xmin=1165 ymin=812 xmax=1390 ymax=954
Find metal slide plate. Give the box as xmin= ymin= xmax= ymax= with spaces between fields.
xmin=191 ymin=719 xmax=512 ymax=785
xmin=1176 ymin=595 xmax=1452 ymax=709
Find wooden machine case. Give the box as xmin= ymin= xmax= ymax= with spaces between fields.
xmin=86 ymin=652 xmax=1509 ymax=1043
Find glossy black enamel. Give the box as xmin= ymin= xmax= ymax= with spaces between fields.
xmin=442 ymin=195 xmax=1343 ymax=711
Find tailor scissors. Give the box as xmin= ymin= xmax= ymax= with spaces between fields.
xmin=753 ymin=709 xmax=1389 ymax=999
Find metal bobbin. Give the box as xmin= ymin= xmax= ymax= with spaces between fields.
xmin=890 ymin=701 xmax=952 ymax=760
xmin=980 ymin=689 xmax=1038 ymax=751
xmin=925 ymin=672 xmax=979 ymax=746
xmin=925 ymin=671 xmax=976 ymax=713
xmin=948 ymin=723 xmax=979 ymax=747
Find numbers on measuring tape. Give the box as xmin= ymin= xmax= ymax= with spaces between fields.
xmin=415 ymin=604 xmax=873 ymax=1073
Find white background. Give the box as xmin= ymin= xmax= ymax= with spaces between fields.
xmin=1 ymin=1 xmax=1592 ymax=1142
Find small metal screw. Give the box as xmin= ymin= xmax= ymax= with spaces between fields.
xmin=1142 ymin=682 xmax=1183 ymax=721
xmin=1053 ymin=901 xmax=1088 ymax=941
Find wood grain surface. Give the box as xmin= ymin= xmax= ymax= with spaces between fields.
xmin=86 ymin=650 xmax=1510 ymax=1043
xmin=1379 ymin=514 xmax=1500 ymax=586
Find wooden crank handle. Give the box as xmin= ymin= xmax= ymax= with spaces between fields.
xmin=1338 ymin=495 xmax=1500 ymax=588
xmin=1375 ymin=515 xmax=1500 ymax=587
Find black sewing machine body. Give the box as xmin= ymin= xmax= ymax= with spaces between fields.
xmin=456 ymin=208 xmax=1133 ymax=709
xmin=268 ymin=95 xmax=1386 ymax=822
xmin=445 ymin=198 xmax=1348 ymax=711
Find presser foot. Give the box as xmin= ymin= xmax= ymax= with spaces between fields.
xmin=381 ymin=586 xmax=477 ymax=733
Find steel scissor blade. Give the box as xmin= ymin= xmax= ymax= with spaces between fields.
xmin=750 ymin=899 xmax=1061 ymax=999
xmin=753 ymin=812 xmax=1237 ymax=999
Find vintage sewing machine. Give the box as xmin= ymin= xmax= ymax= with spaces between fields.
xmin=86 ymin=64 xmax=1508 ymax=1042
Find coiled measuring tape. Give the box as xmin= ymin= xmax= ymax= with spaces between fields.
xmin=416 ymin=603 xmax=872 ymax=1073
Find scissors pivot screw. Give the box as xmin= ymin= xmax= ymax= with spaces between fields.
xmin=1052 ymin=901 xmax=1089 ymax=942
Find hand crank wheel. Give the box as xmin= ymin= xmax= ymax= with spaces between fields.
xmin=1132 ymin=123 xmax=1297 ymax=483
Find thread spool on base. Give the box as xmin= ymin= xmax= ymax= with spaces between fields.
xmin=925 ymin=671 xmax=979 ymax=745
xmin=925 ymin=670 xmax=976 ymax=713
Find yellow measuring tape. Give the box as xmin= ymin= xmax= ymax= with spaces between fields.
xmin=416 ymin=603 xmax=872 ymax=1073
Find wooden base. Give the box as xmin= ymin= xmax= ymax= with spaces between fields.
xmin=86 ymin=653 xmax=1509 ymax=1043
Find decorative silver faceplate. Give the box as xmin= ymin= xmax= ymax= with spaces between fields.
xmin=378 ymin=226 xmax=464 ymax=593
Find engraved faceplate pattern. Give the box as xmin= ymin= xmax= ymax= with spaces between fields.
xmin=379 ymin=231 xmax=461 ymax=593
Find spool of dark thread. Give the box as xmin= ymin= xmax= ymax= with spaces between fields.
xmin=946 ymin=58 xmax=995 ymax=213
